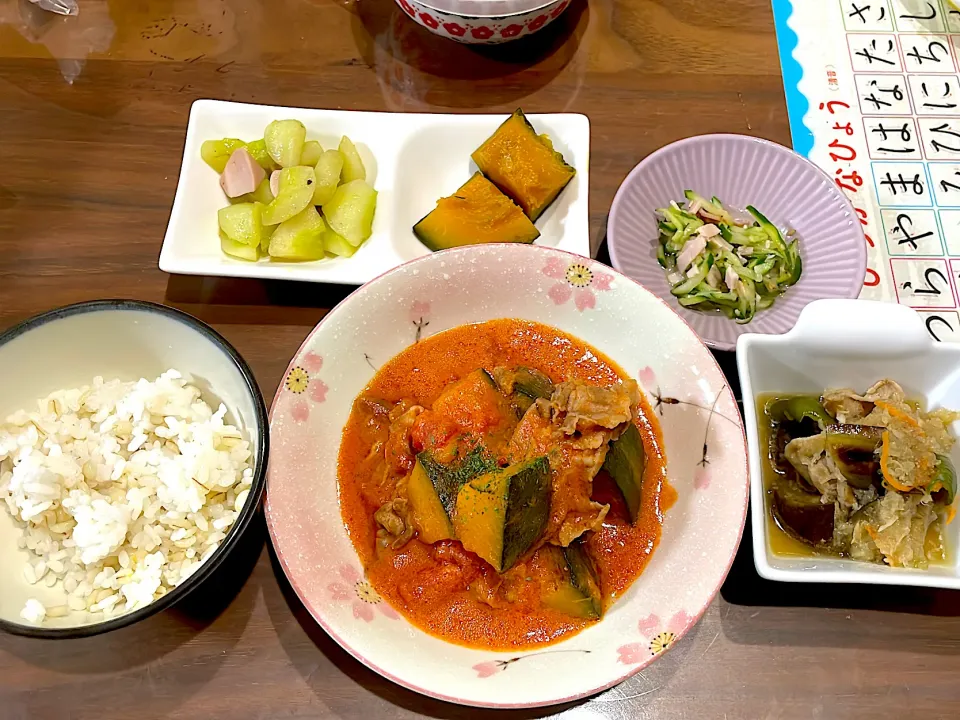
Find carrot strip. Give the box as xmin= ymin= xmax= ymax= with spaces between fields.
xmin=947 ymin=505 xmax=957 ymax=525
xmin=875 ymin=400 xmax=920 ymax=428
xmin=880 ymin=430 xmax=914 ymax=492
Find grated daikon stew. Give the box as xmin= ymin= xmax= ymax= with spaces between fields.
xmin=759 ymin=380 xmax=960 ymax=568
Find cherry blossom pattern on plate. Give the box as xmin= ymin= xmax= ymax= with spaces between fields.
xmin=616 ymin=611 xmax=691 ymax=664
xmin=542 ymin=257 xmax=613 ymax=311
xmin=638 ymin=366 xmax=738 ymax=491
xmin=328 ymin=564 xmax=400 ymax=622
xmin=284 ymin=351 xmax=329 ymax=423
xmin=409 ymin=299 xmax=432 ymax=342
xmin=472 ymin=650 xmax=591 ymax=678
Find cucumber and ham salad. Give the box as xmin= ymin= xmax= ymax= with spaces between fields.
xmin=202 ymin=120 xmax=377 ymax=263
xmin=656 ymin=191 xmax=802 ymax=324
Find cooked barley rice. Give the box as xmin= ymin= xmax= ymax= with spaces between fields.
xmin=0 ymin=370 xmax=253 ymax=625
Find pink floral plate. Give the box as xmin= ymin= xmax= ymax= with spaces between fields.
xmin=265 ymin=243 xmax=749 ymax=708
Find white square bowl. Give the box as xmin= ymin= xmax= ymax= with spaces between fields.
xmin=737 ymin=298 xmax=960 ymax=587
xmin=159 ymin=100 xmax=591 ymax=285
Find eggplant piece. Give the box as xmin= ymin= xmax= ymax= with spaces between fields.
xmin=769 ymin=423 xmax=818 ymax=493
xmin=491 ymin=366 xmax=555 ymax=416
xmin=766 ymin=396 xmax=834 ymax=430
xmin=512 ymin=367 xmax=554 ymax=401
xmin=825 ymin=424 xmax=883 ymax=490
xmin=771 ymin=475 xmax=834 ymax=545
xmin=931 ymin=454 xmax=957 ymax=505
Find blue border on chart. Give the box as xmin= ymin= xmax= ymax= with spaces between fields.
xmin=771 ymin=0 xmax=814 ymax=158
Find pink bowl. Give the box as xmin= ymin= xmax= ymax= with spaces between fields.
xmin=607 ymin=134 xmax=868 ymax=352
xmin=395 ymin=0 xmax=571 ymax=43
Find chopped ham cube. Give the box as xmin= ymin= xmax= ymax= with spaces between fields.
xmin=698 ymin=223 xmax=721 ymax=238
xmin=219 ymin=147 xmax=265 ymax=198
xmin=707 ymin=232 xmax=733 ymax=252
xmin=725 ymin=266 xmax=740 ymax=292
xmin=269 ymin=170 xmax=281 ymax=198
xmin=706 ymin=265 xmax=722 ymax=289
xmin=677 ymin=234 xmax=707 ymax=273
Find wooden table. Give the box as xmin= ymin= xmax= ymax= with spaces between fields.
xmin=2 ymin=0 xmax=958 ymax=718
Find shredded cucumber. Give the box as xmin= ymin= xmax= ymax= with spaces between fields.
xmin=656 ymin=192 xmax=803 ymax=324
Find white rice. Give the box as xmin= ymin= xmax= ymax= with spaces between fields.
xmin=0 ymin=369 xmax=253 ymax=625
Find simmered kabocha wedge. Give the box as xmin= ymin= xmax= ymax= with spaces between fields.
xmin=454 ymin=456 xmax=551 ymax=573
xmin=542 ymin=542 xmax=604 ymax=619
xmin=471 ymin=109 xmax=575 ymax=222
xmin=407 ymin=457 xmax=456 ymax=544
xmin=414 ymin=173 xmax=540 ymax=251
xmin=602 ymin=423 xmax=646 ymax=523
xmin=414 ymin=447 xmax=497 ymax=519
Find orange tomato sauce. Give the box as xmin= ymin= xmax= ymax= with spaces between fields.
xmin=337 ymin=319 xmax=671 ymax=650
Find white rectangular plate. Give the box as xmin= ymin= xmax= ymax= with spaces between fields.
xmin=159 ymin=100 xmax=591 ymax=285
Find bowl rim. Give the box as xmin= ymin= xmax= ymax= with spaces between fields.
xmin=0 ymin=299 xmax=269 ymax=639
xmin=409 ymin=0 xmax=563 ymax=19
xmin=264 ymin=242 xmax=749 ymax=708
xmin=606 ymin=132 xmax=868 ymax=352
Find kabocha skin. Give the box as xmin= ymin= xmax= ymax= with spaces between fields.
xmin=414 ymin=109 xmax=576 ymax=251
xmin=471 ymin=109 xmax=576 ymax=222
xmin=413 ymin=173 xmax=540 ymax=251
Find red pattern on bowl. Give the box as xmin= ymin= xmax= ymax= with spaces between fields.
xmin=395 ymin=0 xmax=570 ymax=43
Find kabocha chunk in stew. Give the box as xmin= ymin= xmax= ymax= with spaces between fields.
xmin=337 ymin=319 xmax=672 ymax=649
xmin=759 ymin=380 xmax=960 ymax=568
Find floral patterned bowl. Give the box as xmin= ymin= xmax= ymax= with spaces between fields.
xmin=265 ymin=243 xmax=748 ymax=708
xmin=395 ymin=0 xmax=571 ymax=44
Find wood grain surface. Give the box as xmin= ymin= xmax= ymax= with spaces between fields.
xmin=2 ymin=0 xmax=958 ymax=718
